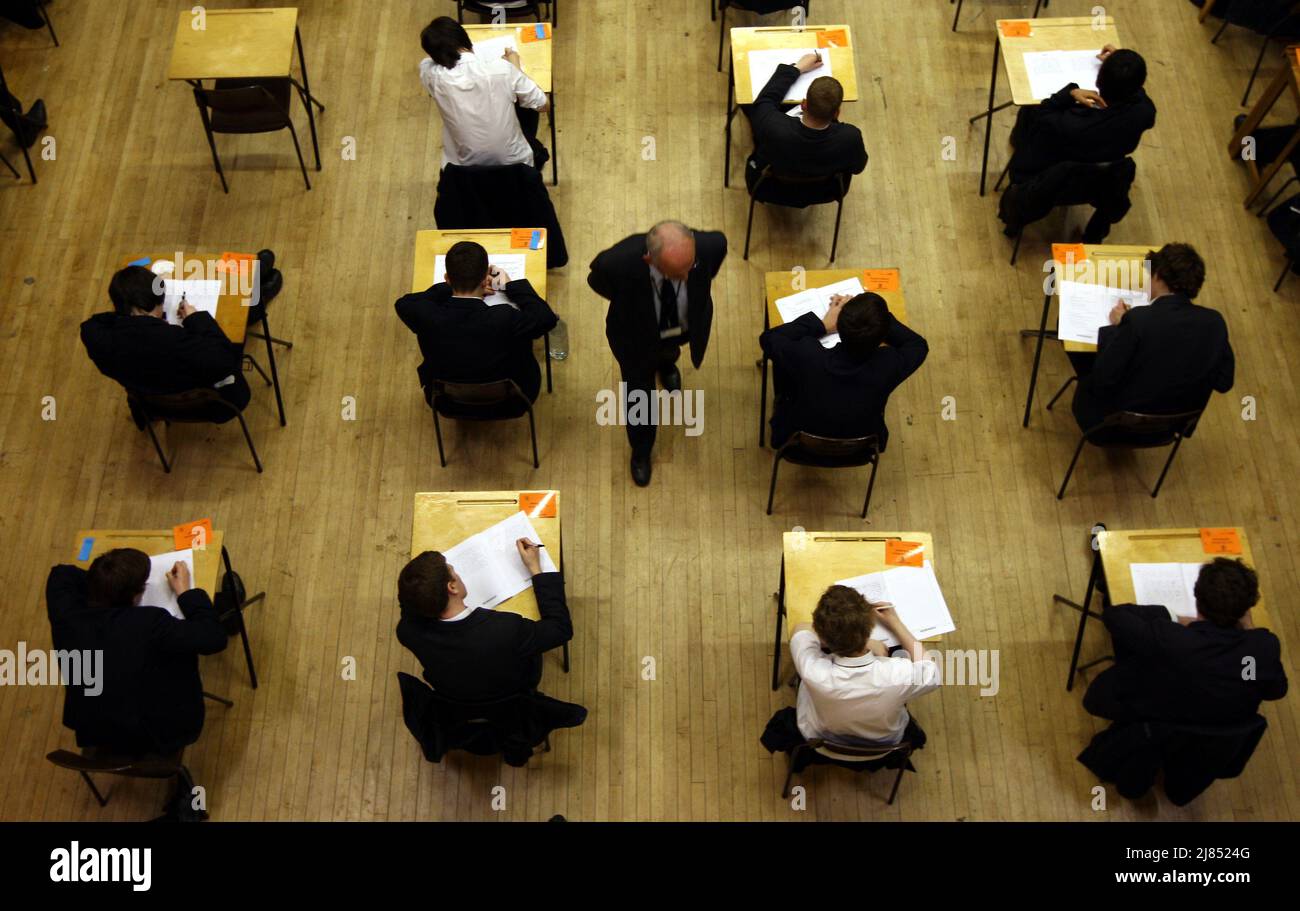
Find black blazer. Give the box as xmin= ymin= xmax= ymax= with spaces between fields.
xmin=395 ymin=572 xmax=573 ymax=703
xmin=1084 ymin=603 xmax=1288 ymax=727
xmin=746 ymin=63 xmax=867 ymax=191
xmin=1073 ymin=293 xmax=1235 ymax=430
xmin=45 ymin=565 xmax=228 ymax=755
xmin=1011 ymin=82 xmax=1156 ymax=181
xmin=587 ymin=230 xmax=728 ymax=373
xmin=394 ymin=279 xmax=558 ymax=402
xmin=760 ymin=311 xmax=928 ymax=449
xmin=79 ymin=311 xmax=250 ymax=410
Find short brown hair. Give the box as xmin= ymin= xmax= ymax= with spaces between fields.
xmin=87 ymin=548 xmax=150 ymax=608
xmin=1194 ymin=558 xmax=1259 ymax=628
xmin=398 ymin=551 xmax=453 ymax=617
xmin=1149 ymin=243 xmax=1206 ymax=299
xmin=812 ymin=585 xmax=872 ymax=656
xmin=806 ymin=76 xmax=844 ymax=121
xmin=838 ymin=292 xmax=890 ymax=358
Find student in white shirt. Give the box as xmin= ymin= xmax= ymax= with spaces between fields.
xmin=789 ymin=585 xmax=940 ymax=746
xmin=418 ymin=16 xmax=550 ymax=171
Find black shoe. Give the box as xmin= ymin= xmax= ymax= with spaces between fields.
xmin=659 ymin=366 xmax=682 ymax=393
xmin=631 ymin=453 xmax=652 ymax=487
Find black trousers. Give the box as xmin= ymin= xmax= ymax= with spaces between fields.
xmin=619 ymin=339 xmax=686 ymax=457
xmin=1067 ymin=351 xmax=1108 ymax=432
xmin=0 ymin=84 xmax=38 ymax=143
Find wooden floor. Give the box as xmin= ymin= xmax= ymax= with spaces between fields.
xmin=0 ymin=0 xmax=1296 ymax=821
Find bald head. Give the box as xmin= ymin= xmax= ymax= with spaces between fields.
xmin=644 ymin=220 xmax=695 ymax=282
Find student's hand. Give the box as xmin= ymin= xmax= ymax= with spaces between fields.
xmin=167 ymin=562 xmax=192 ymax=596
xmin=1097 ymin=44 xmax=1118 ymax=61
xmin=487 ymin=265 xmax=509 ymax=292
xmin=796 ymin=52 xmax=823 ymax=73
xmin=823 ymin=294 xmax=850 ymax=334
xmin=867 ymin=639 xmax=889 ymax=657
xmin=870 ymin=602 xmax=900 ymax=628
xmin=1108 ymin=301 xmax=1130 ymax=325
xmin=179 ymin=300 xmax=197 ymax=321
xmin=503 ymin=48 xmax=522 ymax=69
xmin=1070 ymin=88 xmax=1107 ymax=109
xmin=515 ymin=538 xmax=543 ymax=576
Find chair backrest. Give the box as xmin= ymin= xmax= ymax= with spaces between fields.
xmin=809 ymin=736 xmax=910 ymax=764
xmin=46 ymin=749 xmax=182 ymax=780
xmin=193 ymin=82 xmax=289 ymax=120
xmin=431 ymin=378 xmax=525 ymax=409
xmin=1047 ymin=157 xmax=1137 ymax=209
xmin=752 ymin=166 xmax=848 ymax=205
xmin=1088 ymin=408 xmax=1203 ymax=445
xmin=128 ymin=387 xmax=237 ymax=423
xmin=781 ymin=431 xmax=879 ymax=466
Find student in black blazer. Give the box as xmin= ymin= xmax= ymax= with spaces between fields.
xmin=761 ymin=292 xmax=928 ymax=449
xmin=396 ymin=540 xmax=572 ymax=703
xmin=1084 ymin=559 xmax=1288 ymax=726
xmin=1009 ymin=46 xmax=1156 ymax=184
xmin=1071 ymin=243 xmax=1234 ymax=432
xmin=80 ymin=265 xmax=250 ymax=423
xmin=46 ymin=550 xmax=228 ymax=756
xmin=394 ymin=241 xmax=558 ymax=405
xmin=587 ymin=221 xmax=728 ymax=486
xmin=745 ymin=53 xmax=867 ymax=205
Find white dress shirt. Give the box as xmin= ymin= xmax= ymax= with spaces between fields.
xmin=441 ymin=605 xmax=477 ymax=623
xmin=648 ymin=263 xmax=689 ymax=339
xmin=791 ymin=629 xmax=940 ymax=745
xmin=419 ymin=50 xmax=547 ymax=169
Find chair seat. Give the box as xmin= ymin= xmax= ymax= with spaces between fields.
xmin=210 ymin=79 xmax=293 ymax=133
xmin=1087 ymin=427 xmax=1179 ymax=448
xmin=814 ymin=743 xmax=897 ymax=763
xmin=433 ymin=396 xmax=529 ymax=420
xmin=781 ymin=444 xmax=876 ymax=469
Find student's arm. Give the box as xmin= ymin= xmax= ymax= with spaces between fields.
xmin=1040 ymin=82 xmax=1081 ymax=112
xmin=789 ymin=626 xmax=835 ymax=687
xmin=504 ymin=279 xmax=560 ymax=339
xmin=395 ymin=286 xmax=451 ymax=333
xmin=515 ymin=573 xmax=573 ymax=657
xmin=882 ymin=315 xmax=929 ymax=380
xmin=586 ymin=248 xmax=619 ymax=301
xmin=1088 ymin=316 xmax=1140 ymax=404
xmin=46 ymin=565 xmax=88 ymax=625
xmin=760 ymin=313 xmax=827 ymax=367
xmin=1211 ymin=329 xmax=1235 ymax=394
xmin=751 ymin=63 xmax=803 ymax=134
xmin=1100 ymin=602 xmax=1165 ymax=658
xmin=846 ymin=127 xmax=869 ymax=175
xmin=151 ymin=589 xmax=229 ymax=657
xmin=873 ymin=604 xmax=932 ymax=667
xmin=506 ymin=54 xmax=549 ymax=112
xmin=176 ymin=311 xmax=242 ymax=384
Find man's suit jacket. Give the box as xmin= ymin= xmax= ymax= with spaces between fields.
xmin=760 ymin=311 xmax=928 ymax=449
xmin=45 ymin=565 xmax=228 ymax=755
xmin=1072 ymin=293 xmax=1234 ymax=430
xmin=79 ymin=311 xmax=251 ymax=411
xmin=396 ymin=572 xmax=573 ymax=703
xmin=394 ymin=279 xmax=558 ymax=402
xmin=1011 ymin=83 xmax=1156 ymax=181
xmin=746 ymin=63 xmax=868 ymax=197
xmin=587 ymin=230 xmax=728 ymax=373
xmin=1083 ymin=603 xmax=1287 ymax=727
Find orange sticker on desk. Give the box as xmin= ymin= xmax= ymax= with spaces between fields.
xmin=1200 ymin=528 xmax=1243 ymax=555
xmin=885 ymin=540 xmax=925 ymax=567
xmin=862 ymin=269 xmax=900 ymax=292
xmin=520 ymin=23 xmax=551 ymax=42
xmin=817 ymin=29 xmax=849 ymax=49
xmin=218 ymin=251 xmax=255 ymax=273
xmin=999 ymin=20 xmax=1032 ymax=38
xmin=519 ymin=492 xmax=557 ymax=518
xmin=174 ymin=518 xmax=213 ymax=551
xmin=1053 ymin=243 xmax=1088 ymax=264
xmin=510 ymin=228 xmax=543 ymax=249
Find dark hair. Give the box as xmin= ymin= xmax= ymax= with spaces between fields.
xmin=806 ymin=75 xmax=844 ymax=121
xmin=87 ymin=548 xmax=151 ymax=608
xmin=421 ymin=16 xmax=471 ymax=69
xmin=444 ymin=241 xmax=490 ymax=293
xmin=1194 ymin=558 xmax=1259 ymax=628
xmin=837 ymin=292 xmax=890 ymax=357
xmin=1149 ymin=242 xmax=1206 ymax=299
xmin=812 ymin=585 xmax=872 ymax=656
xmin=108 ymin=266 xmax=164 ymax=317
xmin=1096 ymin=49 xmax=1146 ymax=104
xmin=398 ymin=551 xmax=454 ymax=617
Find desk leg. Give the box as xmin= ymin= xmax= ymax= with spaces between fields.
xmin=770 ymin=556 xmax=786 ymax=691
xmin=560 ymin=532 xmax=569 ymax=672
xmin=979 ymin=35 xmax=1000 ymax=197
xmin=1065 ymin=547 xmax=1102 ymax=692
xmin=548 ymin=91 xmax=558 ymax=186
xmin=758 ymin=308 xmax=770 ymax=447
xmin=294 ymin=26 xmax=323 ymax=171
xmin=1021 ymin=292 xmax=1053 ymax=428
xmin=724 ymin=60 xmax=736 ymax=188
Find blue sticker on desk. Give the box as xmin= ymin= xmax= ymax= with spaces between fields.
xmin=530 ymin=230 xmax=543 ymax=250
xmin=535 ymin=24 xmax=547 ymax=40
xmin=77 ymin=537 xmax=94 ymax=561
xmin=128 ymin=257 xmax=151 ymax=267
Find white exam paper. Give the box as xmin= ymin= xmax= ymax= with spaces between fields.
xmin=443 ymin=511 xmax=558 ymax=611
xmin=1057 ymin=280 xmax=1149 ymax=345
xmin=142 ymin=548 xmax=195 ymax=619
xmin=834 ymin=560 xmax=956 ymax=647
xmin=434 ymin=253 xmax=528 ymax=307
xmin=1023 ymin=49 xmax=1102 ymax=101
xmin=774 ymin=276 xmax=865 ymax=348
xmin=1130 ymin=562 xmax=1204 ymax=621
xmin=162 ymin=280 xmax=221 ymax=326
xmin=747 ymin=47 xmax=832 ymax=103
xmin=472 ymin=35 xmax=519 ymax=63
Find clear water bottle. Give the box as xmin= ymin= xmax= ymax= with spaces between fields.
xmin=548 ymin=318 xmax=569 ymax=361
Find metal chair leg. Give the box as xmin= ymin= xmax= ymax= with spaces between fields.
xmin=994 ymin=159 xmax=1012 ymax=193
xmin=1257 ymin=176 xmax=1296 ymax=217
xmin=0 ymin=149 xmax=19 ymax=179
xmin=79 ymin=771 xmax=109 ymax=807
xmin=1056 ymin=435 xmax=1088 ymax=499
xmin=561 ymin=642 xmax=569 ymax=673
xmin=766 ymin=451 xmax=782 ymax=514
xmin=829 ymin=197 xmax=844 ymax=263
xmin=1151 ymin=436 xmax=1183 ymax=498
xmin=717 ymin=4 xmax=727 ymax=72
xmin=743 ymin=194 xmax=758 ymax=260
xmin=1010 ymin=229 xmax=1024 ymax=266
xmin=543 ymin=332 xmax=553 ymax=392
xmin=887 ymin=762 xmax=906 ymax=805
xmin=781 ymin=745 xmax=801 ymax=798
xmin=861 ymin=457 xmax=879 ymax=519
xmin=1243 ymin=36 xmax=1272 ymax=107
xmin=526 ymin=406 xmax=539 ymax=469
xmin=203 ymin=691 xmax=235 ymax=707
xmin=951 ymin=0 xmax=962 ymax=32
xmin=234 ymin=412 xmax=264 ymax=473
xmin=285 ymin=121 xmax=312 ymax=191
xmin=771 ymin=564 xmax=786 ymax=691
xmin=1065 ymin=547 xmax=1102 ymax=691
xmin=1275 ymin=256 xmax=1294 ymax=292
xmin=201 ymin=121 xmax=229 ymax=194
xmin=243 ymin=354 xmax=272 ymax=386
xmin=144 ymin=421 xmax=172 ymax=473
xmin=39 ymin=1 xmax=59 ymax=46
xmin=433 ymin=408 xmax=447 ymax=467
xmin=1046 ymin=375 xmax=1076 ymax=410
xmin=1211 ymin=17 xmax=1231 ymax=43
xmin=260 ymin=315 xmax=287 ymax=426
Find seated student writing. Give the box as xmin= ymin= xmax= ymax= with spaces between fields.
xmin=394 ymin=240 xmax=558 ymax=405
xmin=80 ymin=265 xmax=250 ymax=422
xmin=418 ymin=16 xmax=551 ymax=171
xmin=45 ymin=551 xmax=228 ymax=756
xmin=760 ymin=291 xmax=928 ymax=449
xmin=745 ymin=53 xmax=867 ymax=202
xmin=396 ymin=539 xmax=572 ymax=703
xmin=1084 ymin=558 xmax=1287 ymax=725
xmin=1009 ymin=45 xmax=1156 ymax=184
xmin=764 ymin=585 xmax=940 ymax=751
xmin=1069 ymin=243 xmax=1233 ymax=433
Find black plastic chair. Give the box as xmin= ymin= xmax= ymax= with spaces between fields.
xmin=999 ymin=158 xmax=1136 ymax=265
xmin=217 ymin=545 xmax=265 ymax=690
xmin=46 ymin=748 xmax=190 ymax=810
xmin=745 ymin=167 xmax=849 ymax=262
xmin=950 ymin=0 xmax=1046 ymax=32
xmin=192 ymin=79 xmax=312 ymax=193
xmin=718 ymin=2 xmax=809 ymax=71
xmin=782 ymin=734 xmax=917 ymax=804
xmin=429 ymin=379 xmax=539 ymax=468
xmin=767 ymin=432 xmax=880 ymax=518
xmin=1047 ymin=380 xmax=1203 ymax=499
xmin=0 ymin=62 xmax=37 ymax=183
xmin=127 ymin=388 xmax=263 ymax=474
xmin=455 ymin=0 xmax=555 ymax=24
